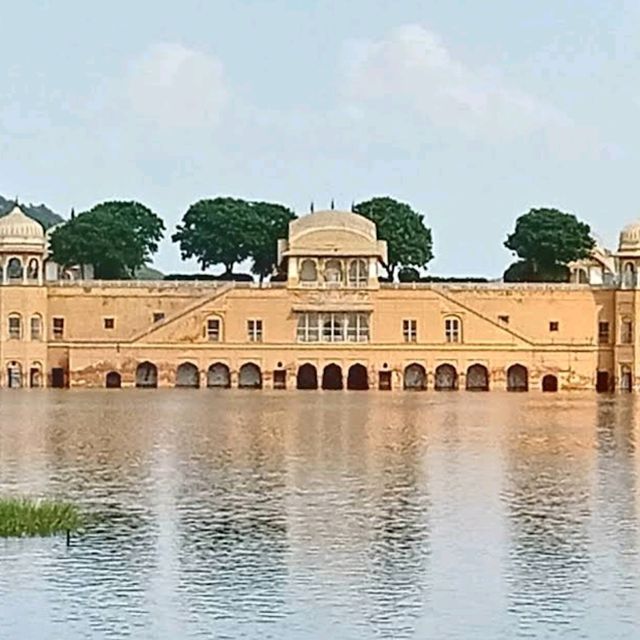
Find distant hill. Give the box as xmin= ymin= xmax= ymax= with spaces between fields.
xmin=0 ymin=195 xmax=65 ymax=230
xmin=135 ymin=265 xmax=165 ymax=280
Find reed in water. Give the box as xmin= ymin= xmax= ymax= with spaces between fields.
xmin=0 ymin=498 xmax=82 ymax=537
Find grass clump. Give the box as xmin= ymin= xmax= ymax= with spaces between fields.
xmin=0 ymin=497 xmax=82 ymax=538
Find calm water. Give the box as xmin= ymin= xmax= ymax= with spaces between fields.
xmin=1 ymin=390 xmax=639 ymax=639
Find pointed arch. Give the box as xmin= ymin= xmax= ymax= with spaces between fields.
xmin=207 ymin=362 xmax=230 ymax=388
xmin=322 ymin=363 xmax=343 ymax=390
xmin=297 ymin=363 xmax=318 ymax=390
xmin=435 ymin=363 xmax=458 ymax=391
xmin=176 ymin=362 xmax=199 ymax=388
xmin=347 ymin=363 xmax=369 ymax=390
xmin=136 ymin=361 xmax=158 ymax=388
xmin=507 ymin=364 xmax=528 ymax=392
xmin=239 ymin=363 xmax=262 ymax=389
xmin=106 ymin=371 xmax=122 ymax=388
xmin=404 ymin=363 xmax=427 ymax=390
xmin=466 ymin=364 xmax=489 ymax=391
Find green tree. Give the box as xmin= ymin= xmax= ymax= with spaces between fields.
xmin=172 ymin=198 xmax=254 ymax=275
xmin=248 ymin=201 xmax=296 ymax=281
xmin=172 ymin=197 xmax=296 ymax=279
xmin=353 ymin=197 xmax=433 ymax=280
xmin=503 ymin=208 xmax=595 ymax=282
xmin=49 ymin=201 xmax=165 ymax=279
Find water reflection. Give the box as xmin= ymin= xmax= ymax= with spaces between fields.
xmin=1 ymin=391 xmax=640 ymax=639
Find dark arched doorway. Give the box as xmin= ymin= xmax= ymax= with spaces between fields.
xmin=176 ymin=362 xmax=199 ymax=388
xmin=136 ymin=361 xmax=158 ymax=388
xmin=434 ymin=364 xmax=457 ymax=391
xmin=347 ymin=364 xmax=369 ymax=390
xmin=207 ymin=363 xmax=230 ymax=388
xmin=106 ymin=371 xmax=122 ymax=388
xmin=507 ymin=364 xmax=528 ymax=392
xmin=239 ymin=363 xmax=262 ymax=389
xmin=297 ymin=363 xmax=318 ymax=390
xmin=404 ymin=363 xmax=426 ymax=390
xmin=322 ymin=364 xmax=343 ymax=390
xmin=542 ymin=374 xmax=558 ymax=392
xmin=466 ymin=364 xmax=489 ymax=391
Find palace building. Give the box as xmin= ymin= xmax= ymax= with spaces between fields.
xmin=0 ymin=203 xmax=639 ymax=392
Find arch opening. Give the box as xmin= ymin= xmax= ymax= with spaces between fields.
xmin=404 ymin=363 xmax=427 ymax=391
xmin=239 ymin=363 xmax=262 ymax=389
xmin=7 ymin=361 xmax=22 ymax=389
xmin=176 ymin=362 xmax=199 ymax=388
xmin=507 ymin=364 xmax=528 ymax=392
xmin=322 ymin=363 xmax=343 ymax=390
xmin=29 ymin=363 xmax=43 ymax=388
xmin=466 ymin=364 xmax=489 ymax=391
xmin=136 ymin=361 xmax=158 ymax=388
xmin=106 ymin=371 xmax=122 ymax=388
xmin=207 ymin=363 xmax=230 ymax=388
xmin=435 ymin=364 xmax=458 ymax=391
xmin=347 ymin=363 xmax=369 ymax=390
xmin=6 ymin=257 xmax=23 ymax=281
xmin=297 ymin=363 xmax=318 ymax=390
xmin=542 ymin=374 xmax=559 ymax=392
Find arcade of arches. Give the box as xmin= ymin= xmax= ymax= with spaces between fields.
xmin=112 ymin=361 xmax=563 ymax=392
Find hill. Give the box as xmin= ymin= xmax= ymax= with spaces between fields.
xmin=0 ymin=195 xmax=65 ymax=230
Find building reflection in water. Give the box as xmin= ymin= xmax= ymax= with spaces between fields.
xmin=503 ymin=395 xmax=596 ymax=634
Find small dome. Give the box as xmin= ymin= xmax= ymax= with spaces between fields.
xmin=619 ymin=220 xmax=640 ymax=253
xmin=0 ymin=205 xmax=44 ymax=240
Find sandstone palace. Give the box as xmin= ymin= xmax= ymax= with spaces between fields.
xmin=0 ymin=204 xmax=637 ymax=392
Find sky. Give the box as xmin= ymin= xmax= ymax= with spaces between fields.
xmin=1 ymin=0 xmax=639 ymax=277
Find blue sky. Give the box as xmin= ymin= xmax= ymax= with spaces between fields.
xmin=1 ymin=0 xmax=639 ymax=276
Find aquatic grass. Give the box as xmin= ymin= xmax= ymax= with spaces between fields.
xmin=0 ymin=497 xmax=82 ymax=538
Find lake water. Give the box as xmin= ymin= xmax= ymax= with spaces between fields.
xmin=1 ymin=390 xmax=639 ymax=639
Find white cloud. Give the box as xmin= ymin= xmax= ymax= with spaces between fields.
xmin=343 ymin=24 xmax=570 ymax=139
xmin=127 ymin=43 xmax=229 ymax=128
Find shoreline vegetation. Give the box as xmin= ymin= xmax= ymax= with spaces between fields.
xmin=0 ymin=497 xmax=82 ymax=538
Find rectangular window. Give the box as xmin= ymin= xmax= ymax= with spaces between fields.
xmin=8 ymin=316 xmax=21 ymax=340
xmin=207 ymin=318 xmax=220 ymax=342
xmin=248 ymin=319 xmax=263 ymax=342
xmin=445 ymin=318 xmax=460 ymax=343
xmin=347 ymin=313 xmax=369 ymax=342
xmin=598 ymin=321 xmax=610 ymax=344
xmin=296 ymin=312 xmax=369 ymax=343
xmin=297 ymin=313 xmax=320 ymax=342
xmin=52 ymin=317 xmax=65 ymax=339
xmin=403 ymin=319 xmax=417 ymax=343
xmin=153 ymin=312 xmax=165 ymax=323
xmin=104 ymin=317 xmax=115 ymax=330
xmin=549 ymin=321 xmax=559 ymax=332
xmin=622 ymin=320 xmax=633 ymax=345
xmin=30 ymin=316 xmax=42 ymax=341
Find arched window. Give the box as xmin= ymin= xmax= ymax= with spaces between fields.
xmin=8 ymin=313 xmax=22 ymax=340
xmin=444 ymin=316 xmax=461 ymax=343
xmin=299 ymin=259 xmax=318 ymax=283
xmin=6 ymin=257 xmax=23 ymax=281
xmin=324 ymin=259 xmax=343 ymax=285
xmin=347 ymin=259 xmax=368 ymax=287
xmin=30 ymin=314 xmax=42 ymax=341
xmin=624 ymin=262 xmax=636 ymax=288
xmin=27 ymin=259 xmax=39 ymax=280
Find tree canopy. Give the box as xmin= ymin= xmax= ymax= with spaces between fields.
xmin=353 ymin=197 xmax=433 ymax=280
xmin=503 ymin=208 xmax=595 ymax=282
xmin=49 ymin=201 xmax=165 ymax=279
xmin=172 ymin=197 xmax=296 ymax=278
